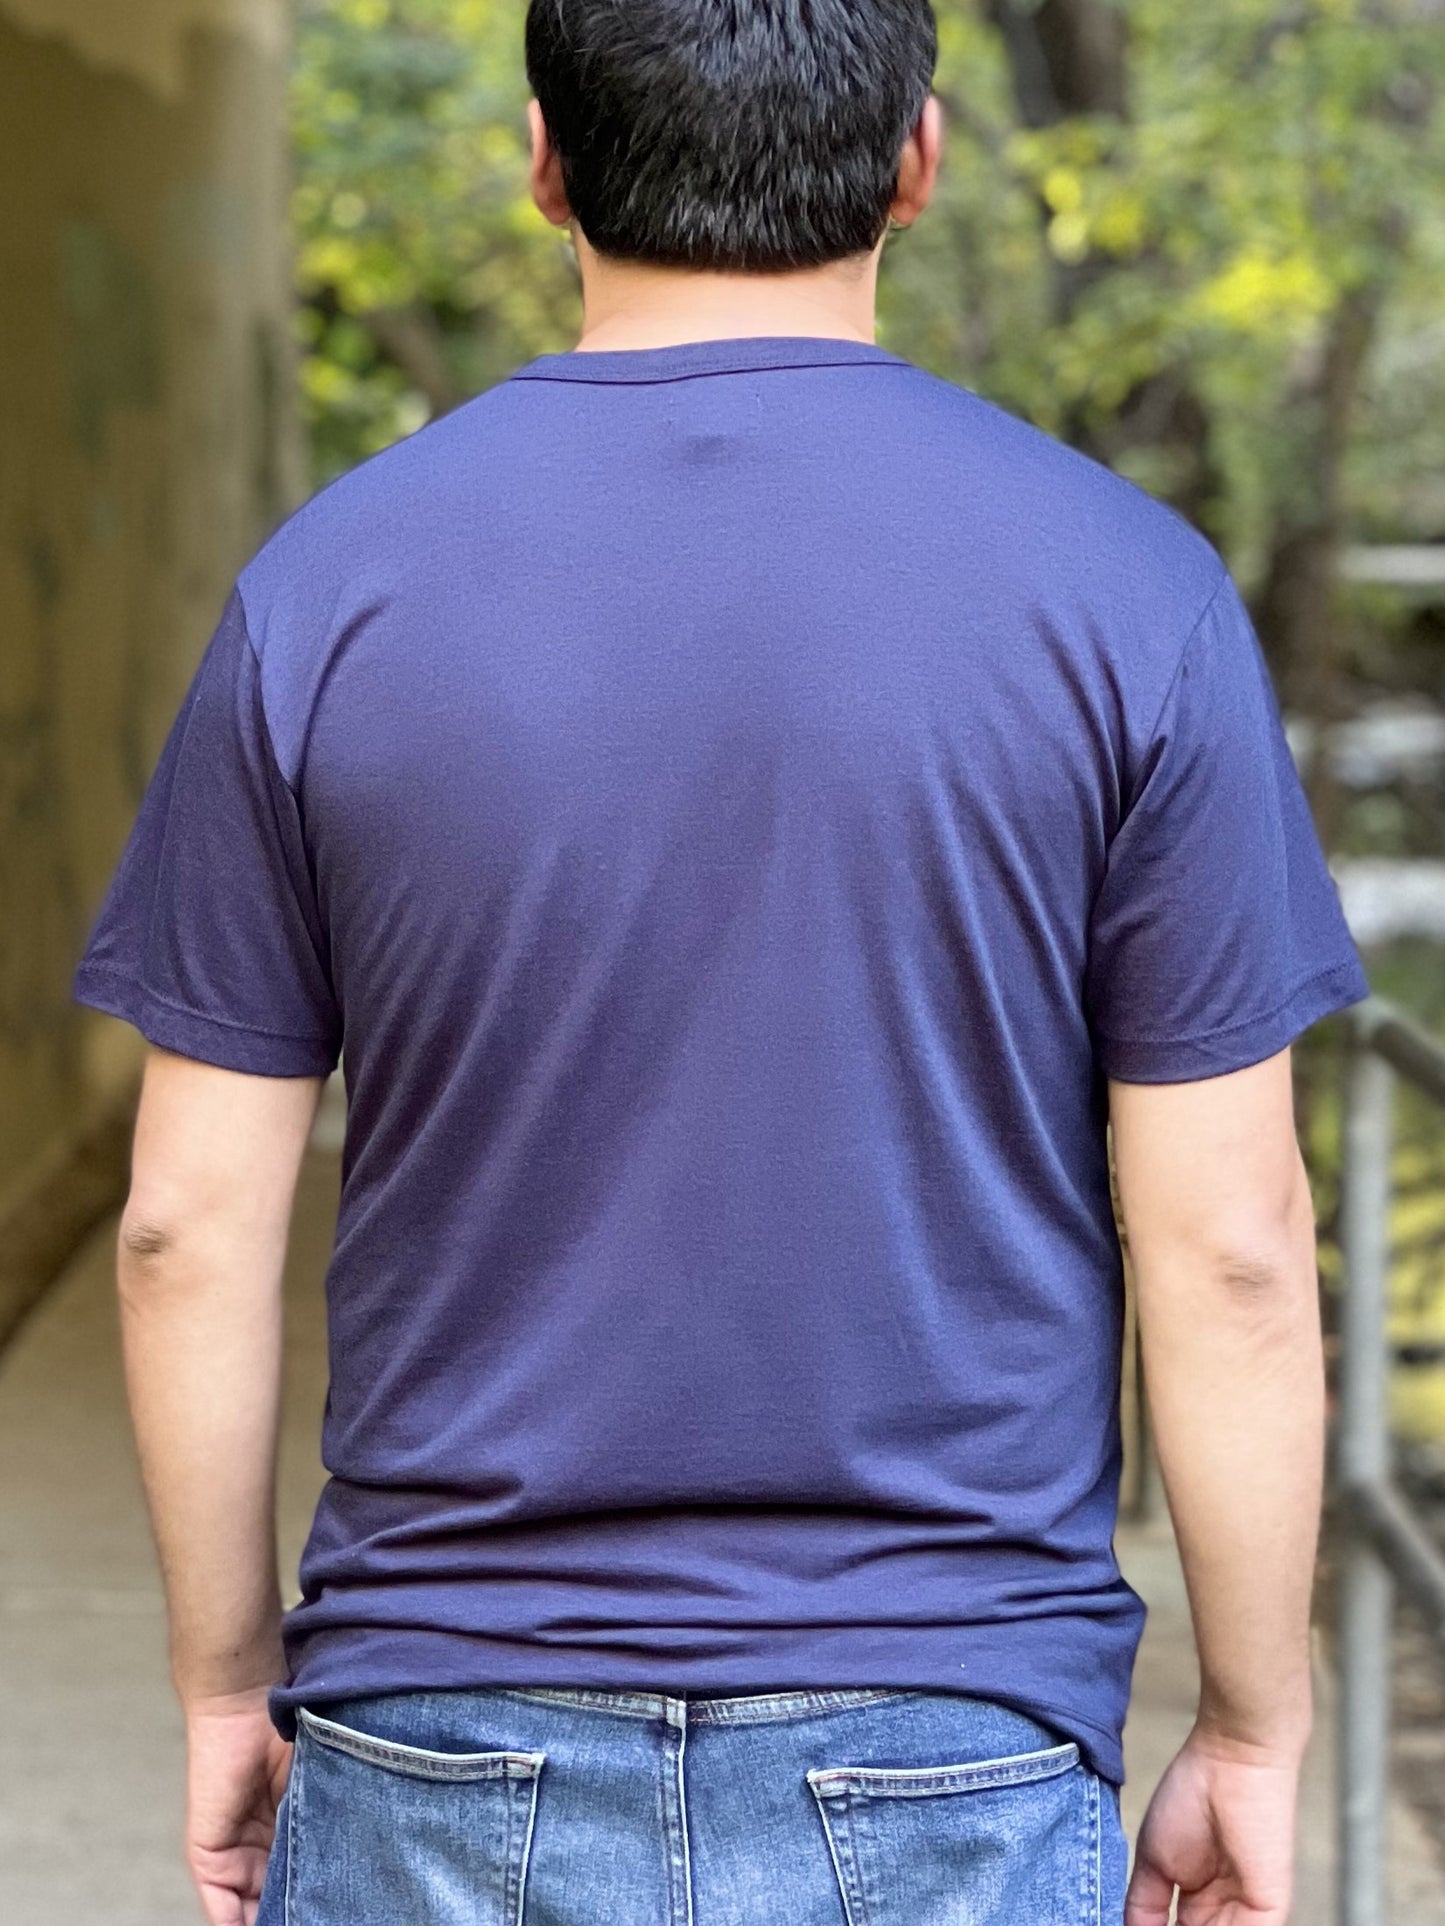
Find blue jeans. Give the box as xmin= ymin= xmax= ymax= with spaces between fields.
xmin=257 ymin=1685 xmax=1129 ymax=1924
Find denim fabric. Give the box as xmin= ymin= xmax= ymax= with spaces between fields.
xmin=256 ymin=1684 xmax=1128 ymax=1925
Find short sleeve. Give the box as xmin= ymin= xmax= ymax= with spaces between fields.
xmin=1086 ymin=570 xmax=1370 ymax=1082
xmin=72 ymin=586 xmax=342 ymax=1076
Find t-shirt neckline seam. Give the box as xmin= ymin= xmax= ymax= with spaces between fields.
xmin=507 ymin=339 xmax=912 ymax=387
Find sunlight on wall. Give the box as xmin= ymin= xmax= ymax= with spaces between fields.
xmin=0 ymin=0 xmax=286 ymax=100
xmin=0 ymin=0 xmax=302 ymax=1186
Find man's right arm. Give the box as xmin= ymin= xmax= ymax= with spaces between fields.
xmin=1110 ymin=1043 xmax=1324 ymax=1926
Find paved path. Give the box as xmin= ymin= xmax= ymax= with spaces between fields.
xmin=2 ymin=1142 xmax=1442 ymax=1923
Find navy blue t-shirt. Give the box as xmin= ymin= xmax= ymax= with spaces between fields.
xmin=73 ymin=333 xmax=1370 ymax=1784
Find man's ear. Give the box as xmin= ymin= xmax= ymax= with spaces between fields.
xmin=889 ymin=92 xmax=943 ymax=229
xmin=528 ymin=98 xmax=572 ymax=228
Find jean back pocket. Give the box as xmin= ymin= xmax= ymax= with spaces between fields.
xmin=807 ymin=1738 xmax=1100 ymax=1926
xmin=284 ymin=1706 xmax=545 ymax=1926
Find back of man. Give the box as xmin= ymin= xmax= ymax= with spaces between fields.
xmin=73 ymin=4 xmax=1370 ymax=1923
xmin=202 ymin=327 xmax=1228 ymax=1755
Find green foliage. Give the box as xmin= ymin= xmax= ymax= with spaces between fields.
xmin=889 ymin=0 xmax=1445 ymax=563
xmin=292 ymin=0 xmax=575 ymax=478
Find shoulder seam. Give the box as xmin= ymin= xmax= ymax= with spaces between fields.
xmin=232 ymin=578 xmax=304 ymax=805
xmin=1126 ymin=561 xmax=1233 ymax=803
xmin=233 ymin=573 xmax=310 ymax=808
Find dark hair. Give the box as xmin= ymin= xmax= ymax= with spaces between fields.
xmin=524 ymin=0 xmax=938 ymax=271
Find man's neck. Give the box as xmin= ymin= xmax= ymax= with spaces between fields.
xmin=569 ymin=244 xmax=881 ymax=353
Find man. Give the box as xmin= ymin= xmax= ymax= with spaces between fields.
xmin=73 ymin=2 xmax=1370 ymax=1922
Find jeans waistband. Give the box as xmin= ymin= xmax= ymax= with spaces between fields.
xmin=484 ymin=1685 xmax=927 ymax=1725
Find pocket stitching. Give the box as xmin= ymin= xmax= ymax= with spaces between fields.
xmin=513 ymin=1762 xmax=543 ymax=1925
xmin=297 ymin=1706 xmax=546 ymax=1783
xmin=1083 ymin=1766 xmax=1101 ymax=1926
xmin=807 ymin=1778 xmax=866 ymax=1926
xmin=282 ymin=1733 xmax=298 ymax=1926
xmin=807 ymin=1738 xmax=1080 ymax=1800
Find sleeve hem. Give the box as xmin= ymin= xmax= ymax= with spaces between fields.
xmin=1096 ymin=954 xmax=1371 ymax=1084
xmin=73 ymin=962 xmax=340 ymax=1077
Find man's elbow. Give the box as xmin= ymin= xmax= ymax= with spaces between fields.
xmin=119 ymin=1211 xmax=177 ymax=1264
xmin=1211 ymin=1238 xmax=1314 ymax=1317
xmin=116 ymin=1198 xmax=197 ymax=1300
xmin=1138 ymin=1151 xmax=1321 ymax=1322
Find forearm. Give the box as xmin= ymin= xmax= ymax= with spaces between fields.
xmin=1134 ymin=1162 xmax=1324 ymax=1757
xmin=118 ymin=1217 xmax=287 ymax=1704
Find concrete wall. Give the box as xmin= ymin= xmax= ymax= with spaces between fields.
xmin=0 ymin=0 xmax=303 ymax=1192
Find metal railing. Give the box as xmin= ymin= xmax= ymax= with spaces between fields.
xmin=1336 ymin=993 xmax=1445 ymax=1926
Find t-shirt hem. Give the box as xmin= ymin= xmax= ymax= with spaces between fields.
xmin=1097 ymin=953 xmax=1371 ymax=1083
xmin=73 ymin=961 xmax=339 ymax=1077
xmin=267 ymin=1624 xmax=1131 ymax=1784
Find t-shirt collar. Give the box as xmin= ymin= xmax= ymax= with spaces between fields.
xmin=508 ymin=333 xmax=910 ymax=385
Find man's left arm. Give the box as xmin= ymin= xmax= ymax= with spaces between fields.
xmin=117 ymin=1044 xmax=325 ymax=1926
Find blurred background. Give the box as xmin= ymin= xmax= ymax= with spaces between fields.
xmin=1 ymin=1 xmax=1443 ymax=1919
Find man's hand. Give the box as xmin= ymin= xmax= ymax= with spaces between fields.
xmin=185 ymin=1685 xmax=293 ymax=1926
xmin=1125 ymin=1724 xmax=1302 ymax=1925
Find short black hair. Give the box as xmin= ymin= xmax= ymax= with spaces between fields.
xmin=524 ymin=0 xmax=938 ymax=271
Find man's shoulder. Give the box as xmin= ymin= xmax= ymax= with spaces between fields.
xmin=230 ymin=379 xmax=529 ymax=775
xmin=236 ymin=355 xmax=1228 ymax=708
xmin=898 ymin=363 xmax=1223 ymax=603
xmin=237 ymin=378 xmax=524 ymax=636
